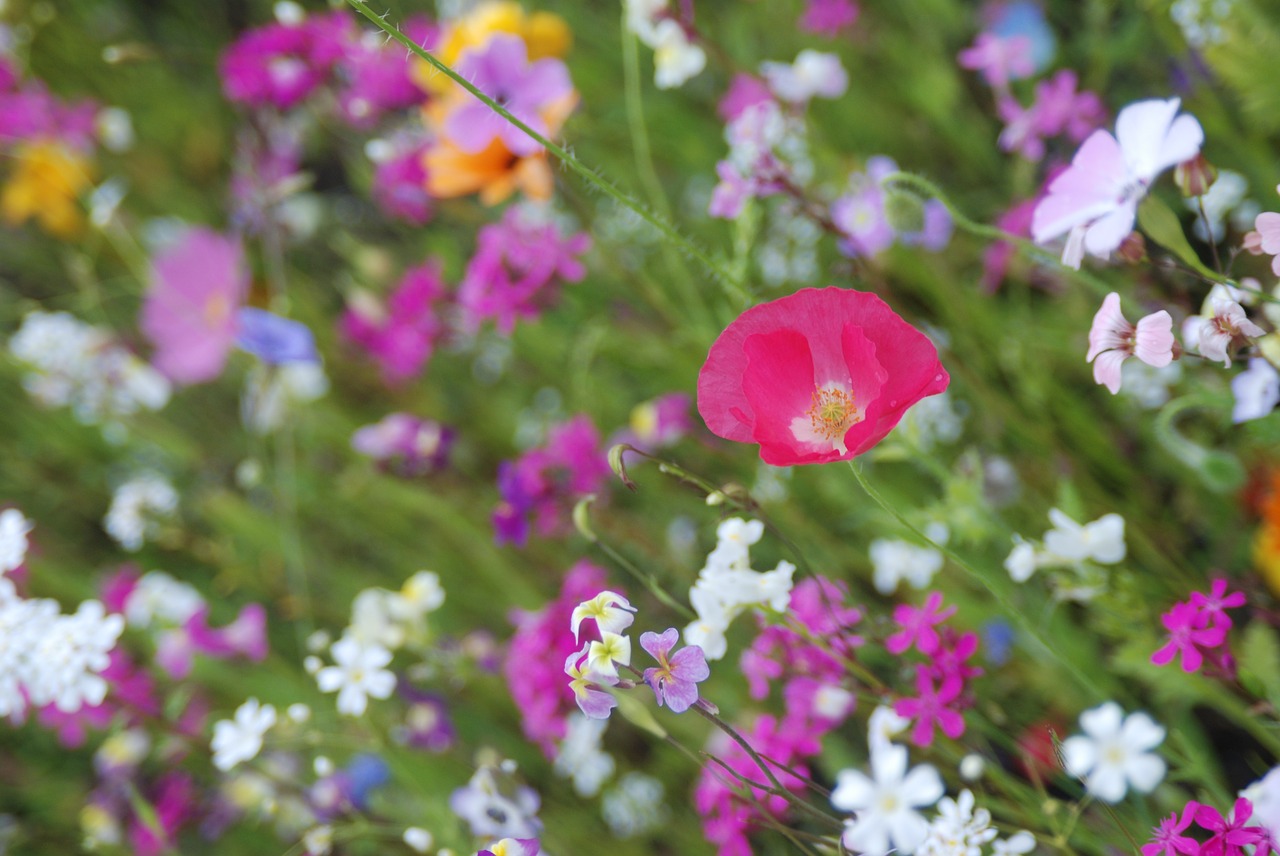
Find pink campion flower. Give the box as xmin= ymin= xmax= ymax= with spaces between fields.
xmin=219 ymin=13 xmax=353 ymax=109
xmin=334 ymin=16 xmax=435 ymax=128
xmin=371 ymin=141 xmax=433 ymax=226
xmin=341 ymin=260 xmax=450 ymax=384
xmin=1189 ymin=578 xmax=1246 ymax=631
xmin=1151 ymin=601 xmax=1226 ymax=673
xmin=893 ymin=671 xmax=966 ymax=747
xmin=1085 ymin=292 xmax=1175 ymax=395
xmin=1192 ymin=298 xmax=1266 ymax=367
xmin=798 ymin=0 xmax=859 ymax=36
xmin=925 ymin=628 xmax=982 ymax=686
xmin=457 ymin=207 xmax=590 ymax=335
xmin=957 ymin=33 xmax=1035 ymax=89
xmin=998 ymin=71 xmax=1105 ymax=161
xmin=641 ymin=628 xmax=710 ymax=714
xmin=140 ymin=229 xmax=247 ymax=385
xmin=444 ymin=34 xmax=573 ymax=157
xmin=886 ymin=592 xmax=955 ymax=656
xmin=697 ymin=287 xmax=949 ymax=466
xmin=717 ymin=73 xmax=773 ymax=122
xmin=1032 ymin=98 xmax=1204 ymax=268
xmin=1196 ymin=798 xmax=1269 ymax=856
xmin=1142 ymin=802 xmax=1202 ymax=856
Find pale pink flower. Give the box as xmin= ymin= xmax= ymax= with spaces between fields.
xmin=1253 ymin=205 xmax=1280 ymax=275
xmin=1194 ymin=298 xmax=1266 ymax=367
xmin=1086 ymin=293 xmax=1174 ymax=394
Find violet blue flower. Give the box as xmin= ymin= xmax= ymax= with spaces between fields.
xmin=641 ymin=628 xmax=709 ymax=714
xmin=445 ymin=34 xmax=572 ymax=157
xmin=235 ymin=308 xmax=319 ymax=365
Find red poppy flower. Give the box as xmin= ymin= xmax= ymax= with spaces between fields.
xmin=696 ymin=287 xmax=949 ymax=465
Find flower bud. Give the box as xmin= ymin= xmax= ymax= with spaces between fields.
xmin=1116 ymin=232 xmax=1147 ymax=263
xmin=1175 ymin=153 xmax=1217 ymax=198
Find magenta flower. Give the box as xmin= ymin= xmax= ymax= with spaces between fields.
xmin=1086 ymin=292 xmax=1175 ymax=395
xmin=140 ymin=229 xmax=247 ymax=385
xmin=641 ymin=628 xmax=710 ymax=714
xmin=1190 ymin=579 xmax=1246 ymax=631
xmin=444 ymin=34 xmax=573 ymax=157
xmin=1196 ymin=798 xmax=1268 ymax=856
xmin=351 ymin=412 xmax=454 ymax=475
xmin=717 ymin=73 xmax=773 ymax=122
xmin=219 ymin=13 xmax=353 ymax=109
xmin=371 ymin=142 xmax=433 ymax=225
xmin=894 ymin=671 xmax=965 ymax=747
xmin=697 ymin=287 xmax=949 ymax=466
xmin=341 ymin=261 xmax=450 ymax=383
xmin=998 ymin=70 xmax=1105 ymax=161
xmin=334 ymin=16 xmax=435 ymax=128
xmin=1151 ymin=601 xmax=1226 ymax=673
xmin=886 ymin=592 xmax=955 ymax=656
xmin=1142 ymin=802 xmax=1202 ymax=856
xmin=799 ymin=0 xmax=858 ymax=36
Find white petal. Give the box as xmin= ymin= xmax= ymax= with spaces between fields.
xmin=888 ymin=810 xmax=931 ymax=855
xmin=902 ymin=764 xmax=945 ymax=807
xmin=1086 ymin=764 xmax=1127 ymax=803
xmin=1060 ymin=736 xmax=1097 ymax=777
xmin=1079 ymin=702 xmax=1124 ymax=739
xmin=1124 ymin=753 xmax=1166 ymax=794
xmin=1116 ymin=98 xmax=1181 ymax=181
xmin=1120 ymin=711 xmax=1165 ymax=750
xmin=832 ymin=770 xmax=875 ymax=811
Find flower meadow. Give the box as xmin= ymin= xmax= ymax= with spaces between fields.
xmin=5 ymin=0 xmax=1280 ymax=854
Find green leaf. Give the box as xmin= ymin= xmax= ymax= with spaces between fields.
xmin=1137 ymin=196 xmax=1219 ymax=280
xmin=1239 ymin=622 xmax=1280 ymax=707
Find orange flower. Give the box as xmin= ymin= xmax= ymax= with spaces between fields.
xmin=1252 ymin=521 xmax=1280 ymax=598
xmin=1 ymin=141 xmax=94 ymax=239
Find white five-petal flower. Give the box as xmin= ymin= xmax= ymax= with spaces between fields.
xmin=211 ymin=698 xmax=277 ymax=771
xmin=832 ymin=743 xmax=945 ymax=856
xmin=1061 ymin=701 xmax=1166 ymax=803
xmin=316 ymin=636 xmax=396 ymax=716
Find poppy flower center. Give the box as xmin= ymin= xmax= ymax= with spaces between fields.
xmin=794 ymin=383 xmax=863 ymax=454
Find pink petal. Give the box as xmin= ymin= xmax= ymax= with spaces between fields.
xmin=1087 ymin=293 xmax=1132 ymax=362
xmin=1092 ymin=348 xmax=1127 ymax=394
xmin=1133 ymin=311 xmax=1175 ymax=367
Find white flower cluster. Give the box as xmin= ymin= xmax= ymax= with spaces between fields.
xmin=9 ymin=310 xmax=170 ymax=427
xmin=683 ymin=518 xmax=795 ymax=661
xmin=103 ymin=473 xmax=179 ymax=552
xmin=0 ymin=577 xmax=124 ymax=717
xmin=869 ymin=523 xmax=948 ymax=595
xmin=1004 ymin=508 xmax=1125 ymax=601
xmin=122 ymin=570 xmax=203 ymax=628
xmin=919 ymin=790 xmax=1035 ymax=856
xmin=553 ymin=713 xmax=616 ymax=797
xmin=311 ymin=571 xmax=444 ymax=716
xmin=625 ymin=0 xmax=705 ymax=89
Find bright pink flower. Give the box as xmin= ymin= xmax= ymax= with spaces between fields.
xmin=1142 ymin=802 xmax=1202 ymax=856
xmin=341 ymin=260 xmax=450 ymax=384
xmin=886 ymin=592 xmax=955 ymax=656
xmin=219 ymin=13 xmax=353 ymax=109
xmin=998 ymin=70 xmax=1105 ymax=161
xmin=1189 ymin=578 xmax=1246 ymax=631
xmin=1085 ymin=292 xmax=1175 ymax=394
xmin=894 ymin=671 xmax=965 ymax=746
xmin=798 ymin=0 xmax=859 ymax=36
xmin=334 ymin=16 xmax=435 ymax=128
xmin=1151 ymin=601 xmax=1226 ymax=673
xmin=697 ymin=287 xmax=949 ymax=466
xmin=371 ymin=142 xmax=433 ymax=225
xmin=1196 ymin=798 xmax=1269 ymax=856
xmin=140 ymin=229 xmax=247 ymax=385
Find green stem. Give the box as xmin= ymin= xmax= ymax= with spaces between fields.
xmin=345 ymin=0 xmax=742 ymax=294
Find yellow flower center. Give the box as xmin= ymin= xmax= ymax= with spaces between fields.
xmin=806 ymin=385 xmax=862 ymax=443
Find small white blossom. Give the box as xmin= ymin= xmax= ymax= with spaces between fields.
xmin=316 ymin=636 xmax=396 ymax=716
xmin=1233 ymin=357 xmax=1280 ymax=423
xmin=211 ymin=698 xmax=277 ymax=771
xmin=1041 ymin=509 xmax=1125 ymax=565
xmin=651 ymin=19 xmax=705 ymax=89
xmin=761 ymin=50 xmax=848 ymax=103
xmin=870 ymin=537 xmax=945 ymax=594
xmin=868 ymin=704 xmax=911 ymax=754
xmin=403 ymin=828 xmax=434 ymax=853
xmin=0 ymin=509 xmax=32 ymax=574
xmin=602 ymin=772 xmax=669 ymax=838
xmin=919 ymin=790 xmax=997 ymax=856
xmin=242 ymin=362 xmax=328 ymax=434
xmin=1240 ymin=766 xmax=1280 ymax=838
xmin=123 ymin=570 xmax=203 ymax=627
xmin=1061 ymin=701 xmax=1165 ymax=803
xmin=24 ymin=600 xmax=124 ymax=712
xmin=103 ymin=474 xmax=178 ymax=552
xmin=833 ymin=743 xmax=944 ymax=856
xmin=993 ymin=832 xmax=1037 ymax=856
xmin=303 ymin=825 xmax=333 ymax=856
xmin=571 ymin=591 xmax=637 ymax=642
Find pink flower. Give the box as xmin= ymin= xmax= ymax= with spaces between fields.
xmin=371 ymin=142 xmax=432 ymax=225
xmin=1085 ymin=292 xmax=1175 ymax=395
xmin=886 ymin=592 xmax=955 ymax=656
xmin=140 ymin=229 xmax=247 ymax=385
xmin=1032 ymin=98 xmax=1203 ymax=268
xmin=1196 ymin=798 xmax=1268 ymax=856
xmin=957 ymin=33 xmax=1035 ymax=89
xmin=341 ymin=260 xmax=450 ymax=384
xmin=1142 ymin=802 xmax=1202 ymax=856
xmin=717 ymin=73 xmax=773 ymax=122
xmin=219 ymin=13 xmax=353 ymax=109
xmin=1193 ymin=298 xmax=1266 ymax=367
xmin=1150 ymin=601 xmax=1226 ymax=673
xmin=1253 ymin=208 xmax=1280 ymax=275
xmin=641 ymin=628 xmax=710 ymax=713
xmin=1189 ymin=579 xmax=1246 ymax=631
xmin=893 ymin=671 xmax=965 ymax=747
xmin=798 ymin=0 xmax=859 ymax=36
xmin=697 ymin=288 xmax=949 ymax=466
xmin=998 ymin=70 xmax=1105 ymax=161
xmin=334 ymin=16 xmax=435 ymax=128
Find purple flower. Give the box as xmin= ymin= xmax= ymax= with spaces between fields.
xmin=351 ymin=412 xmax=453 ymax=475
xmin=444 ymin=34 xmax=573 ymax=157
xmin=395 ymin=686 xmax=456 ymax=752
xmin=799 ymin=0 xmax=858 ymax=36
xmin=1142 ymin=802 xmax=1201 ymax=856
xmin=235 ymin=308 xmax=319 ymax=365
xmin=565 ymin=644 xmax=618 ymax=719
xmin=219 ymin=11 xmax=354 ymax=109
xmin=334 ymin=16 xmax=435 ymax=128
xmin=1151 ymin=601 xmax=1226 ymax=673
xmin=640 ymin=628 xmax=709 ymax=714
xmin=141 ymin=229 xmax=247 ymax=385
xmin=371 ymin=142 xmax=432 ymax=225
xmin=832 ymin=156 xmax=952 ymax=257
xmin=341 ymin=261 xmax=449 ymax=383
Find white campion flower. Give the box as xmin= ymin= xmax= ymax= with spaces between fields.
xmin=1041 ymin=509 xmax=1125 ymax=565
xmin=760 ymin=50 xmax=848 ymax=104
xmin=571 ymin=591 xmax=637 ymax=642
xmin=832 ymin=743 xmax=945 ymax=856
xmin=870 ymin=537 xmax=945 ymax=594
xmin=211 ymin=698 xmax=277 ymax=771
xmin=1004 ymin=540 xmax=1039 ymax=583
xmin=1232 ymin=358 xmax=1280 ymax=423
xmin=1061 ymin=701 xmax=1165 ymax=803
xmin=652 ymin=19 xmax=705 ymax=89
xmin=316 ymin=636 xmax=396 ymax=716
xmin=0 ymin=509 xmax=32 ymax=574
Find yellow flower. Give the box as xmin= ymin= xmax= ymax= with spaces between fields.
xmin=1 ymin=141 xmax=93 ymax=239
xmin=1253 ymin=521 xmax=1280 ymax=598
xmin=411 ymin=1 xmax=571 ymax=95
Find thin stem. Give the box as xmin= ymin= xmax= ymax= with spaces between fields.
xmin=345 ymin=0 xmax=743 ymax=295
xmin=1196 ymin=196 xmax=1223 ymax=274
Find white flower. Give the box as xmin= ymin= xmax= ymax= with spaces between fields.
xmin=1061 ymin=702 xmax=1165 ymax=803
xmin=400 ymin=571 xmax=445 ymax=615
xmin=761 ymin=50 xmax=848 ymax=103
xmin=0 ymin=584 xmax=57 ymax=717
xmin=123 ymin=571 xmax=203 ymax=627
xmin=832 ymin=743 xmax=944 ymax=856
xmin=0 ymin=509 xmax=32 ymax=574
xmin=316 ymin=636 xmax=396 ymax=716
xmin=1193 ymin=298 xmax=1266 ymax=367
xmin=993 ymin=832 xmax=1037 ymax=856
xmin=586 ymin=632 xmax=632 ymax=680
xmin=303 ymin=825 xmax=333 ymax=856
xmin=919 ymin=790 xmax=997 ymax=856
xmin=602 ymin=772 xmax=668 ymax=838
xmin=682 ymin=615 xmax=729 ymax=661
xmin=554 ymin=714 xmax=616 ymax=797
xmin=24 ymin=600 xmax=124 ymax=712
xmin=571 ymin=591 xmax=637 ymax=642
xmin=103 ymin=474 xmax=178 ymax=552
xmin=868 ymin=704 xmax=911 ymax=754
xmin=1233 ymin=357 xmax=1280 ymax=423
xmin=1240 ymin=765 xmax=1280 ymax=838
xmin=242 ymin=362 xmax=328 ymax=434
xmin=1004 ymin=540 xmax=1039 ymax=583
xmin=348 ymin=588 xmax=408 ymax=650
xmin=403 ymin=828 xmax=434 ymax=853
xmin=652 ymin=19 xmax=705 ymax=89
xmin=1042 ymin=509 xmax=1125 ymax=565
xmin=212 ymin=698 xmax=277 ymax=771
xmin=871 ymin=538 xmax=944 ymax=594
xmin=624 ymin=0 xmax=666 ymax=43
